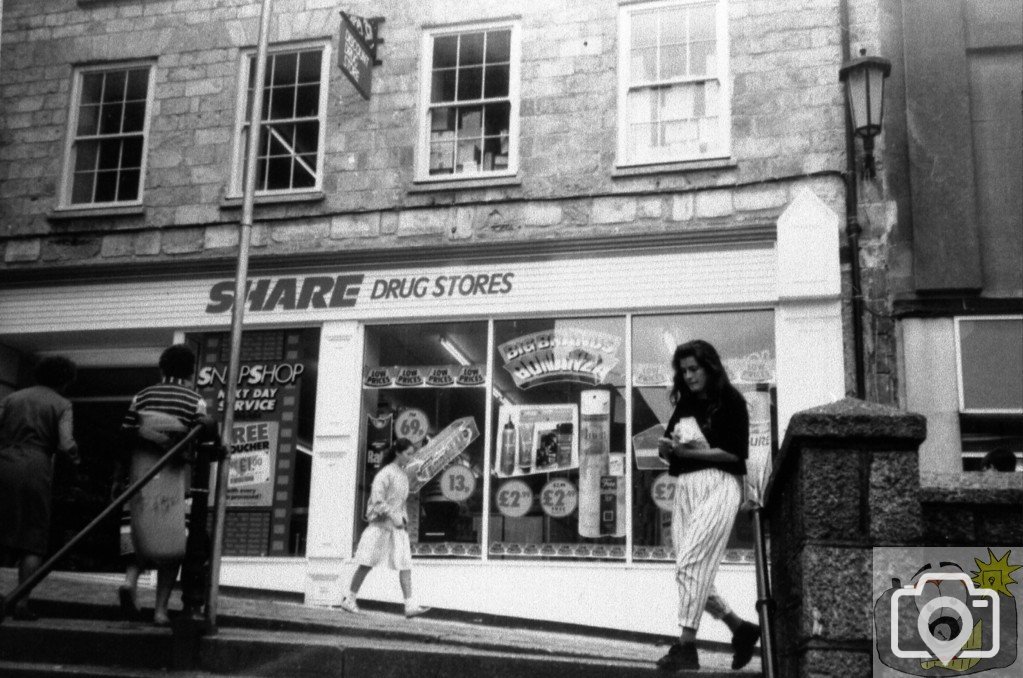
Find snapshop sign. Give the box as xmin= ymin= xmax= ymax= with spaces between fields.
xmin=205 ymin=271 xmax=515 ymax=313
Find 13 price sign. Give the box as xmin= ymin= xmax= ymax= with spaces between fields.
xmin=440 ymin=464 xmax=476 ymax=502
xmin=540 ymin=478 xmax=578 ymax=518
xmin=495 ymin=479 xmax=533 ymax=518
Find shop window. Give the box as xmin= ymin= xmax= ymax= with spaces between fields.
xmin=956 ymin=317 xmax=1023 ymax=472
xmin=617 ymin=0 xmax=730 ymax=165
xmin=230 ymin=44 xmax=329 ymax=196
xmin=62 ymin=63 xmax=154 ymax=206
xmin=631 ymin=311 xmax=775 ymax=562
xmin=191 ymin=328 xmax=320 ymax=556
xmin=359 ymin=321 xmax=489 ymax=557
xmin=417 ymin=22 xmax=520 ymax=179
xmin=489 ymin=317 xmax=628 ymax=560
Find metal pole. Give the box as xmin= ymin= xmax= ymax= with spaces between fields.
xmin=751 ymin=507 xmax=776 ymax=678
xmin=206 ymin=0 xmax=275 ymax=632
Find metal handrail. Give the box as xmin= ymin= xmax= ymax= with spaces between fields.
xmin=0 ymin=425 xmax=203 ymax=622
xmin=751 ymin=506 xmax=777 ymax=678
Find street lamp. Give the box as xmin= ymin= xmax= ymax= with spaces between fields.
xmin=839 ymin=49 xmax=891 ymax=178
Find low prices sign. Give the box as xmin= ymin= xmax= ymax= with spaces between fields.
xmin=405 ymin=416 xmax=480 ymax=494
xmin=498 ymin=328 xmax=621 ymax=389
xmin=226 ymin=421 xmax=279 ymax=507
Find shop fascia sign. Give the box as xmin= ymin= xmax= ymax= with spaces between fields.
xmin=338 ymin=11 xmax=383 ymax=100
xmin=205 ymin=271 xmax=516 ymax=313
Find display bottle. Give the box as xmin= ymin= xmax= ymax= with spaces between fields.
xmin=500 ymin=418 xmax=516 ymax=476
xmin=578 ymin=390 xmax=610 ymax=539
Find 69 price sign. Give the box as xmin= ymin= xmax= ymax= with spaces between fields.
xmin=495 ymin=479 xmax=533 ymax=518
xmin=395 ymin=408 xmax=429 ymax=444
xmin=540 ymin=479 xmax=578 ymax=518
xmin=651 ymin=472 xmax=677 ymax=512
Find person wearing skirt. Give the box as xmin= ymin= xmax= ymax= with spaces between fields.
xmin=341 ymin=437 xmax=428 ymax=619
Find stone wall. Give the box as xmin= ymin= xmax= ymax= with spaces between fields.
xmin=766 ymin=397 xmax=1023 ymax=676
xmin=0 ymin=0 xmax=868 ymax=267
xmin=765 ymin=398 xmax=927 ymax=677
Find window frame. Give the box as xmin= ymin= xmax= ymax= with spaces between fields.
xmin=616 ymin=0 xmax=731 ymax=167
xmin=228 ymin=40 xmax=332 ymax=198
xmin=60 ymin=60 xmax=156 ymax=209
xmin=954 ymin=315 xmax=1023 ymax=415
xmin=415 ymin=20 xmax=522 ymax=183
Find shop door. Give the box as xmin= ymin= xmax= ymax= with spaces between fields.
xmin=53 ymin=366 xmax=160 ymax=572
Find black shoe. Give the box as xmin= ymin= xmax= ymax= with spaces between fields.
xmin=731 ymin=621 xmax=760 ymax=670
xmin=656 ymin=642 xmax=699 ymax=671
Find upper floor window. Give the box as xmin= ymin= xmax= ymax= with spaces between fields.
xmin=417 ymin=22 xmax=520 ymax=180
xmin=617 ymin=0 xmax=730 ymax=165
xmin=62 ymin=63 xmax=154 ymax=206
xmin=230 ymin=44 xmax=330 ymax=196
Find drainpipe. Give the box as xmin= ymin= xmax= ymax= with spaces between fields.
xmin=839 ymin=0 xmax=868 ymax=400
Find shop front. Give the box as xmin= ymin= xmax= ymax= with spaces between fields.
xmin=0 ymin=192 xmax=846 ymax=638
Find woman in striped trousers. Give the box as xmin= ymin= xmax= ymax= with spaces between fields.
xmin=656 ymin=340 xmax=760 ymax=672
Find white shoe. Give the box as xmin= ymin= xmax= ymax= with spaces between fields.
xmin=340 ymin=596 xmax=361 ymax=614
xmin=404 ymin=605 xmax=429 ymax=619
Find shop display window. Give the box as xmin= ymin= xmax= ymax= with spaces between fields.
xmin=191 ymin=328 xmax=319 ymax=557
xmin=356 ymin=311 xmax=776 ymax=564
xmin=630 ymin=311 xmax=776 ymax=562
xmin=359 ymin=321 xmax=488 ymax=558
xmin=489 ymin=317 xmax=627 ymax=561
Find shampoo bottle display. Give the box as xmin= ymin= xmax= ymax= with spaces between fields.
xmin=577 ymin=389 xmax=611 ymax=538
xmin=500 ymin=418 xmax=516 ymax=476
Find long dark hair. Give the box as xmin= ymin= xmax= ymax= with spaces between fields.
xmin=381 ymin=437 xmax=414 ymax=466
xmin=669 ymin=340 xmax=735 ymax=408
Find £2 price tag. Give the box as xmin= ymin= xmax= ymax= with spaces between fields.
xmin=651 ymin=472 xmax=676 ymax=512
xmin=540 ymin=478 xmax=578 ymax=518
xmin=496 ymin=479 xmax=533 ymax=518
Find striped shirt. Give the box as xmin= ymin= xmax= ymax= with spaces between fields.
xmin=121 ymin=377 xmax=207 ymax=432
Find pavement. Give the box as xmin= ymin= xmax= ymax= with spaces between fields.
xmin=0 ymin=568 xmax=762 ymax=676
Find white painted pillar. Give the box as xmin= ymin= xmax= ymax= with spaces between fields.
xmin=305 ymin=320 xmax=365 ymax=605
xmin=774 ymin=188 xmax=847 ymax=440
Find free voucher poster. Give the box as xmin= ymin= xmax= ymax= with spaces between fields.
xmin=226 ymin=420 xmax=279 ymax=508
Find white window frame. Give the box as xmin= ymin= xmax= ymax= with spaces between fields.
xmin=616 ymin=0 xmax=731 ymax=166
xmin=228 ymin=40 xmax=331 ymax=198
xmin=954 ymin=315 xmax=1023 ymax=414
xmin=60 ymin=61 xmax=156 ymax=209
xmin=415 ymin=20 xmax=521 ymax=182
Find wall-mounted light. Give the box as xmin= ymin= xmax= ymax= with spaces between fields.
xmin=839 ymin=49 xmax=891 ymax=178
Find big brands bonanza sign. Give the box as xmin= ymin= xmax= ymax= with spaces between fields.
xmin=498 ymin=328 xmax=621 ymax=389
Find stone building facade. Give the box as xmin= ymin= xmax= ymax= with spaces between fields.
xmin=0 ymin=0 xmax=900 ymax=637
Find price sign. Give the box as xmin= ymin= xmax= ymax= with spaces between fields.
xmin=495 ymin=479 xmax=533 ymax=518
xmin=395 ymin=408 xmax=429 ymax=444
xmin=440 ymin=464 xmax=476 ymax=502
xmin=540 ymin=478 xmax=578 ymax=518
xmin=651 ymin=472 xmax=677 ymax=512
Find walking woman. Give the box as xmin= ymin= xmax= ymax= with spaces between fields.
xmin=656 ymin=340 xmax=759 ymax=671
xmin=340 ymin=437 xmax=428 ymax=619
xmin=0 ymin=356 xmax=80 ymax=621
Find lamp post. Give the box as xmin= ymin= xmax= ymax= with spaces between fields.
xmin=838 ymin=46 xmax=891 ymax=401
xmin=839 ymin=49 xmax=892 ymax=178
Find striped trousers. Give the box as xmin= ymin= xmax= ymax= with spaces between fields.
xmin=671 ymin=467 xmax=741 ymax=630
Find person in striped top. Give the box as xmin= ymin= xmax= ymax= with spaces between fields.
xmin=117 ymin=344 xmax=210 ymax=626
